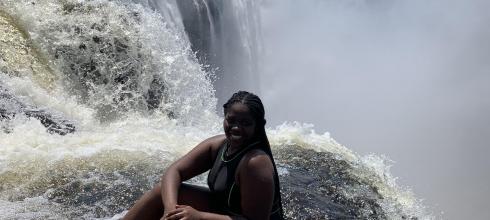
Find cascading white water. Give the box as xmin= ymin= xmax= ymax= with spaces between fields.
xmin=150 ymin=0 xmax=263 ymax=106
xmin=213 ymin=0 xmax=263 ymax=103
xmin=0 ymin=0 xmax=431 ymax=219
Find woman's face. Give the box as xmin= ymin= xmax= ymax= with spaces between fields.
xmin=223 ymin=102 xmax=256 ymax=147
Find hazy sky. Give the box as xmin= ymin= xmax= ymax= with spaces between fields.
xmin=259 ymin=0 xmax=490 ymax=219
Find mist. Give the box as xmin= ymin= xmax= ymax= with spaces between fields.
xmin=259 ymin=0 xmax=490 ymax=219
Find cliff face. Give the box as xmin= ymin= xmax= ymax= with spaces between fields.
xmin=170 ymin=0 xmax=262 ymax=104
xmin=1 ymin=0 xmax=216 ymax=127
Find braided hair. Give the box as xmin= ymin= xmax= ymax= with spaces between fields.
xmin=223 ymin=91 xmax=284 ymax=217
xmin=223 ymin=91 xmax=267 ymax=138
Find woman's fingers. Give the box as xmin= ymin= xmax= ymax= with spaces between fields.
xmin=165 ymin=205 xmax=199 ymax=220
xmin=165 ymin=208 xmax=183 ymax=219
xmin=165 ymin=213 xmax=182 ymax=220
xmin=168 ymin=204 xmax=187 ymax=215
xmin=175 ymin=204 xmax=188 ymax=209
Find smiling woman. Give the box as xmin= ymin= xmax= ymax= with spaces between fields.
xmin=124 ymin=91 xmax=284 ymax=220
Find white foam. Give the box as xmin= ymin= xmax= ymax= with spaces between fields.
xmin=268 ymin=121 xmax=357 ymax=161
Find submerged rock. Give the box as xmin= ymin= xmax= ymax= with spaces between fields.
xmin=0 ymin=84 xmax=75 ymax=135
xmin=275 ymin=145 xmax=386 ymax=219
xmin=0 ymin=145 xmax=422 ymax=219
xmin=28 ymin=2 xmax=172 ymax=120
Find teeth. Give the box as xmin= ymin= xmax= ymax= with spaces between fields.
xmin=231 ymin=135 xmax=241 ymax=139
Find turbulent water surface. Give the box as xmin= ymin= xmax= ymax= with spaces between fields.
xmin=1 ymin=0 xmax=430 ymax=219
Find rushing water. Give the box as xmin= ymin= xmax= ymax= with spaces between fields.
xmin=1 ymin=0 xmax=431 ymax=219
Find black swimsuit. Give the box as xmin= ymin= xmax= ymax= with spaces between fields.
xmin=207 ymin=141 xmax=284 ymax=219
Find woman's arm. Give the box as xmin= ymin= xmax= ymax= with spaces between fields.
xmin=160 ymin=135 xmax=225 ymax=215
xmin=237 ymin=150 xmax=276 ymax=220
xmin=165 ymin=205 xmax=244 ymax=220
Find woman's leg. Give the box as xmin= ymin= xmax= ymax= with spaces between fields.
xmin=176 ymin=183 xmax=213 ymax=212
xmin=123 ymin=183 xmax=164 ymax=220
xmin=123 ymin=183 xmax=213 ymax=220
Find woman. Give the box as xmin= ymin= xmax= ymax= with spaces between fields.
xmin=124 ymin=91 xmax=284 ymax=220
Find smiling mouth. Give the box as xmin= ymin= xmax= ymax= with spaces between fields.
xmin=230 ymin=134 xmax=242 ymax=140
xmin=230 ymin=132 xmax=243 ymax=140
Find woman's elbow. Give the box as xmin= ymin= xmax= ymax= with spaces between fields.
xmin=161 ymin=164 xmax=180 ymax=183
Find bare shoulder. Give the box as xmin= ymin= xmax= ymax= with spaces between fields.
xmin=237 ymin=148 xmax=275 ymax=219
xmin=169 ymin=134 xmax=227 ymax=180
xmin=240 ymin=148 xmax=274 ymax=178
xmin=199 ymin=134 xmax=226 ymax=158
xmin=205 ymin=134 xmax=226 ymax=147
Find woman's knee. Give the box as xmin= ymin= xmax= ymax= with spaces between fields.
xmin=123 ymin=183 xmax=164 ymax=220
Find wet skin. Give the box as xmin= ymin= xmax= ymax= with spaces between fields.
xmin=223 ymin=102 xmax=257 ymax=154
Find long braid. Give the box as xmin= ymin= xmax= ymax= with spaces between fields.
xmin=223 ymin=91 xmax=284 ymax=217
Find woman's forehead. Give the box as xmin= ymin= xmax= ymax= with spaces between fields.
xmin=226 ymin=103 xmax=252 ymax=116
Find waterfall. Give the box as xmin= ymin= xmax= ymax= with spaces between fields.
xmin=0 ymin=0 xmax=430 ymax=219
xmin=140 ymin=0 xmax=262 ymax=106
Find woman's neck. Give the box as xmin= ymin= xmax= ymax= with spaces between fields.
xmin=227 ymin=143 xmax=244 ymax=157
xmin=226 ymin=140 xmax=258 ymax=157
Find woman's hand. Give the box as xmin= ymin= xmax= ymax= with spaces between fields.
xmin=164 ymin=205 xmax=203 ymax=220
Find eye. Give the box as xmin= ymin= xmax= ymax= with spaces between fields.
xmin=225 ymin=117 xmax=254 ymax=127
xmin=239 ymin=120 xmax=254 ymax=127
xmin=225 ymin=117 xmax=236 ymax=125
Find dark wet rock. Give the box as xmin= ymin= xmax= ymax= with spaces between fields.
xmin=0 ymin=84 xmax=75 ymax=135
xmin=0 ymin=142 xmax=424 ymax=219
xmin=23 ymin=109 xmax=75 ymax=135
xmin=46 ymin=13 xmax=170 ymax=119
xmin=274 ymin=145 xmax=387 ymax=219
xmin=1 ymin=150 xmax=171 ymax=219
xmin=144 ymin=76 xmax=167 ymax=111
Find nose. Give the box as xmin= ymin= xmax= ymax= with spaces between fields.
xmin=230 ymin=123 xmax=241 ymax=129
